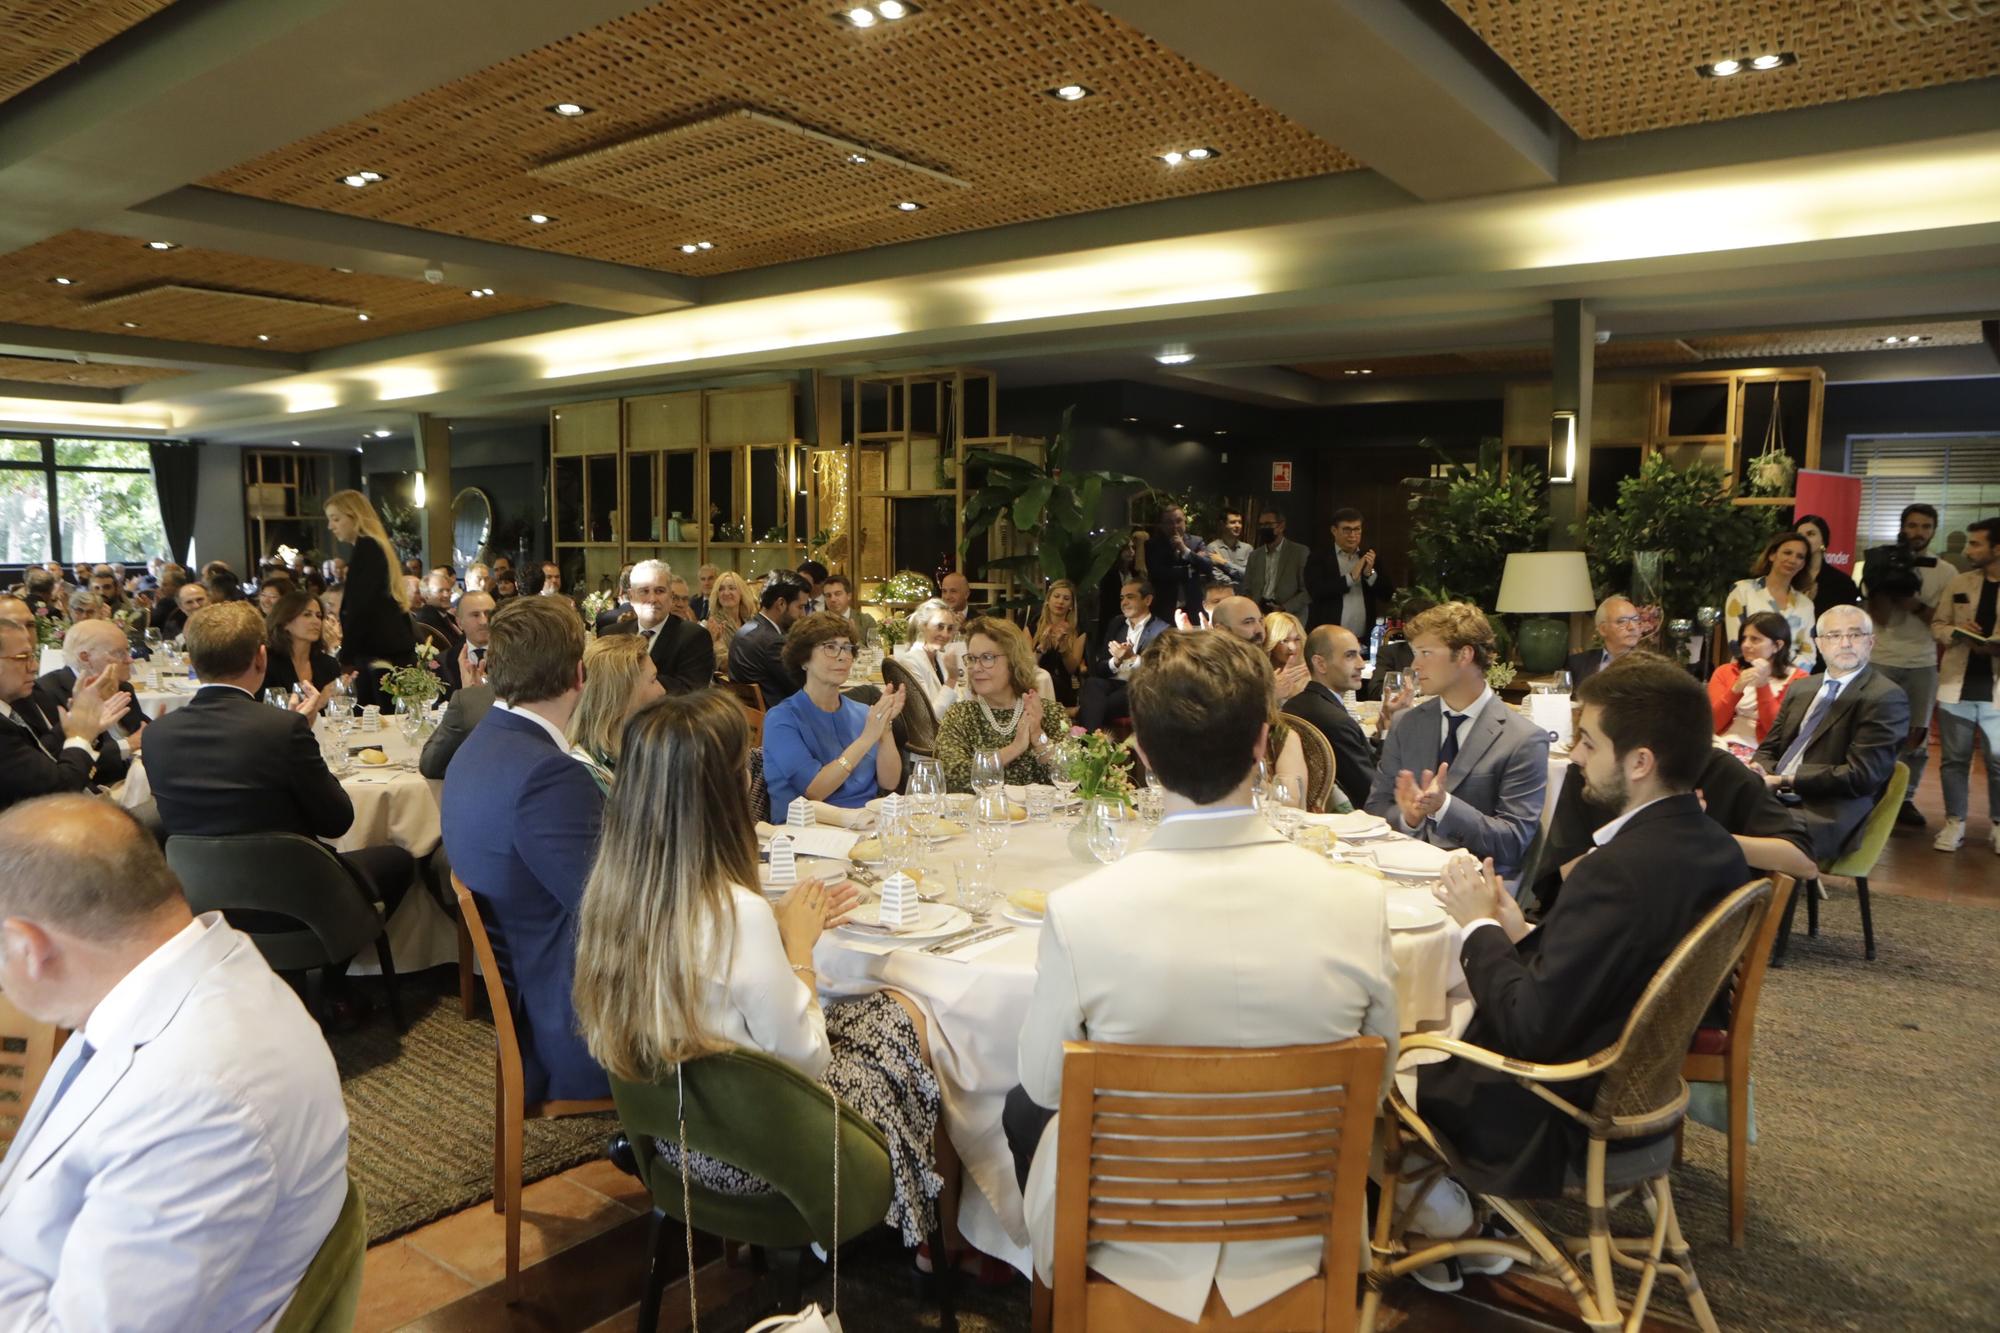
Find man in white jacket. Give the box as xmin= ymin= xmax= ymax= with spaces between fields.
xmin=1009 ymin=628 xmax=1400 ymax=1323
xmin=0 ymin=795 xmax=347 ymax=1332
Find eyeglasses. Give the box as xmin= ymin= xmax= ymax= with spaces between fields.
xmin=815 ymin=641 xmax=856 ymax=658
xmin=964 ymin=652 xmax=1004 ymax=668
xmin=1819 ymin=629 xmax=1873 ymax=644
xmin=1608 ymin=614 xmax=1643 ymax=628
xmin=1 ymin=650 xmax=35 ymax=664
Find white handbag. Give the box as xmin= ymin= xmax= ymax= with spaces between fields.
xmin=674 ymin=1063 xmax=844 ymax=1333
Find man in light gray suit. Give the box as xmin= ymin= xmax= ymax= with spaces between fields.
xmin=1242 ymin=508 xmax=1310 ymax=617
xmin=1365 ymin=602 xmax=1549 ymax=880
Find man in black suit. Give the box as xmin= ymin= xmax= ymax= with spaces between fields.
xmin=728 ymin=574 xmax=809 ymax=705
xmin=151 ymin=580 xmax=206 ymax=641
xmin=594 ymin=565 xmax=635 ymax=634
xmin=1305 ymin=508 xmax=1393 ymax=635
xmin=140 ymin=602 xmax=412 ymax=915
xmin=0 ymin=618 xmax=130 ymax=814
xmin=1078 ymin=578 xmax=1168 ymax=731
xmin=599 ymin=559 xmax=714 ymax=695
xmin=1420 ymin=654 xmax=1749 ymax=1204
xmin=1751 ymin=604 xmax=1909 ymax=861
xmin=1143 ymin=505 xmax=1209 ymax=626
xmin=1285 ymin=625 xmax=1377 ymax=811
xmin=37 ymin=619 xmax=147 ymax=745
xmin=414 ymin=568 xmax=465 ymax=656
xmin=1565 ymin=595 xmax=1646 ymax=687
xmin=433 ymin=590 xmax=494 ymax=695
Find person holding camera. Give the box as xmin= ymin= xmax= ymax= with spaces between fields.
xmin=1857 ymin=503 xmax=1957 ymax=828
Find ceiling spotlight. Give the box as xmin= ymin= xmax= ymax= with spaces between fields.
xmin=332 ymin=266 xmax=354 ymax=274
xmin=1751 ymin=53 xmax=1784 ymax=69
xmin=837 ymin=1 xmax=918 ymax=25
xmin=256 ymin=334 xmax=271 ymax=342
xmin=525 ymin=212 xmax=554 ymax=224
xmin=876 ymin=0 xmax=908 ymax=16
xmin=1173 ymin=423 xmax=1184 ymax=429
xmin=1709 ymin=58 xmax=1742 ymax=76
xmin=1155 ymin=352 xmax=1194 ymax=365
xmin=1160 ymin=151 xmax=1185 ymax=166
xmin=50 ymin=276 xmax=74 ymax=286
xmin=697 ymin=240 xmax=713 ymax=250
xmin=548 ymin=102 xmax=592 ymax=117
xmin=844 ymin=152 xmax=870 ymax=165
xmin=1122 ymin=417 xmax=1138 ymax=422
xmin=356 ymin=312 xmax=370 ymax=322
xmin=1699 ymin=51 xmax=1793 ymax=78
xmin=372 ymin=429 xmax=393 ymax=438
xmin=1883 ymin=335 xmax=1901 ymax=344
xmin=119 ymin=321 xmax=140 ymax=329
xmin=1048 ymin=84 xmax=1093 ymax=102
xmin=469 ymin=288 xmax=488 ymax=298
xmin=843 ymin=6 xmax=876 ymax=25
xmin=1185 ymin=147 xmax=1214 ymax=160
xmin=290 ymin=440 xmax=300 ymax=447
xmin=145 ymin=240 xmax=179 ymax=251
xmin=894 ymin=200 xmax=923 ymax=212
xmin=1214 ymin=429 xmax=1228 ymax=436
xmin=1344 ymin=369 xmax=1360 ymax=375
xmin=340 ymin=171 xmax=384 ymax=188
xmin=1360 ymin=368 xmax=1373 ymax=375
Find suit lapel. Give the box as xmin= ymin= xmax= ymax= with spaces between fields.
xmin=1444 ymin=706 xmax=1507 ymax=791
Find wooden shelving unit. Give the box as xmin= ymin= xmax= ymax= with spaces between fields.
xmin=242 ymin=450 xmax=328 ymax=563
xmin=1646 ymin=367 xmax=1824 ymax=505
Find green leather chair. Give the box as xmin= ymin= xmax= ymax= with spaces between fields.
xmin=275 ymin=1173 xmax=366 ymax=1333
xmin=1775 ymin=760 xmax=1906 ymax=964
xmin=611 ymin=1048 xmax=908 ymax=1331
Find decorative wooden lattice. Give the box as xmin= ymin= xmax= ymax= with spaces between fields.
xmin=0 ymin=355 xmax=186 ymax=389
xmin=0 ymin=0 xmax=176 ymax=106
xmin=200 ymin=0 xmax=1356 ymax=276
xmin=1442 ymin=0 xmax=2000 ymax=138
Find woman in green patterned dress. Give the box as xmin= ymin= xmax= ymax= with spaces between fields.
xmin=934 ymin=617 xmax=1070 ymax=792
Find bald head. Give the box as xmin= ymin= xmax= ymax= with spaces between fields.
xmin=0 ymin=594 xmax=31 ymax=630
xmin=0 ymin=797 xmax=187 ymax=943
xmin=1304 ymin=624 xmax=1365 ymax=693
xmin=63 ymin=619 xmax=129 ymax=673
xmin=1213 ymin=596 xmax=1265 ymax=644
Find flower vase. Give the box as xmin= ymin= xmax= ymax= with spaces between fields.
xmin=1067 ymin=798 xmax=1117 ymax=863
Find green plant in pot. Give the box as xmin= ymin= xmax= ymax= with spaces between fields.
xmin=1403 ymin=442 xmax=1550 ymax=611
xmin=1576 ymin=455 xmax=1783 ymax=629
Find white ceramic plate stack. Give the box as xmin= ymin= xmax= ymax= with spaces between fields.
xmin=1367 ymin=840 xmax=1457 ymax=880
xmin=1315 ymin=810 xmax=1396 ymax=841
xmin=835 ymin=901 xmax=972 ymax=942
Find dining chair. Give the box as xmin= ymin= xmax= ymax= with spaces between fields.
xmin=1285 ymin=715 xmax=1339 ymax=813
xmin=450 ymin=874 xmax=616 ymax=1302
xmin=1682 ymin=873 xmax=1795 ymax=1246
xmin=1776 ymin=761 xmax=1905 ymax=964
xmin=724 ymin=679 xmax=766 ymax=745
xmin=0 ymin=992 xmax=60 ymax=1159
xmin=610 ymin=1048 xmax=921 ymax=1331
xmin=1364 ymin=878 xmax=1776 ymax=1333
xmin=748 ymin=745 xmax=772 ymax=824
xmin=881 ymin=656 xmax=938 ymax=757
xmin=164 ymin=833 xmax=405 ymax=1030
xmin=1033 ymin=1038 xmax=1386 ymax=1333
xmin=273 ymin=1172 xmax=366 ymax=1333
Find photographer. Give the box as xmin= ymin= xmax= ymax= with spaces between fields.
xmin=1858 ymin=503 xmax=1955 ymax=828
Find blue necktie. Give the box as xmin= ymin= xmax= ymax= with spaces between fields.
xmin=1440 ymin=711 xmax=1468 ymax=767
xmin=1777 ymin=678 xmax=1843 ymax=773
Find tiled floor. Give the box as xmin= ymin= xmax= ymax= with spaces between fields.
xmin=356 ymin=741 xmax=1988 ymax=1331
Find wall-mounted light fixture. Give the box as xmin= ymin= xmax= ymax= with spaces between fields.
xmin=1550 ymin=410 xmax=1578 ymax=483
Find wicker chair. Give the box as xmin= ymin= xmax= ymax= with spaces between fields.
xmin=723 ymin=679 xmax=766 ymax=746
xmin=1362 ymin=878 xmax=1776 ymax=1333
xmin=1285 ymin=715 xmax=1340 ymax=813
xmin=881 ymin=656 xmax=938 ymax=757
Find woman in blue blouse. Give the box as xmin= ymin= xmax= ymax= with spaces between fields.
xmin=763 ymin=611 xmax=906 ymax=818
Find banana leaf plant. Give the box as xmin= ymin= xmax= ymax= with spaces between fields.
xmin=960 ymin=406 xmax=1144 ymax=605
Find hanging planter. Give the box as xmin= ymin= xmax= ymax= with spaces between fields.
xmin=1745 ymin=385 xmax=1797 ymax=497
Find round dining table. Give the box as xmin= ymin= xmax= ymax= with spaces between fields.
xmin=808 ymin=803 xmax=1472 ymax=1278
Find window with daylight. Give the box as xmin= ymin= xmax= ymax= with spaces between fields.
xmin=0 ymin=438 xmax=169 ymax=563
xmin=1851 ymin=436 xmax=2000 ymax=548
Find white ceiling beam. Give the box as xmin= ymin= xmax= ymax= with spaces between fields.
xmin=0 ymin=324 xmax=305 ymax=374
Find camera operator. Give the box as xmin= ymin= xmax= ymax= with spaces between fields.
xmin=1859 ymin=503 xmax=1955 ymax=827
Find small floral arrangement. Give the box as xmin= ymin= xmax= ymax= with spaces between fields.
xmin=876 ymin=614 xmax=911 ymax=650
xmin=1485 ymin=660 xmax=1518 ymax=691
xmin=33 ymin=614 xmax=63 ymax=651
xmin=382 ymin=640 xmax=444 ymax=711
xmin=1054 ymin=731 xmax=1136 ymax=809
xmin=579 ymin=589 xmax=616 ymax=625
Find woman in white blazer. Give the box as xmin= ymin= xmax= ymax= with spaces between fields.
xmin=894 ymin=597 xmax=962 ymax=716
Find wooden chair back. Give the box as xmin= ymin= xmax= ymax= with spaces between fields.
xmin=724 ymin=679 xmax=766 ymax=744
xmin=1051 ymin=1038 xmax=1385 ymax=1331
xmin=1708 ymin=874 xmax=1793 ymax=1052
xmin=1285 ymin=716 xmax=1339 ymax=813
xmin=881 ymin=656 xmax=938 ymax=756
xmin=0 ymin=993 xmax=58 ymax=1161
xmin=450 ymin=873 xmax=613 ymax=1300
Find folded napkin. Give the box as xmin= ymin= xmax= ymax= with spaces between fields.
xmin=811 ymin=801 xmax=876 ymax=830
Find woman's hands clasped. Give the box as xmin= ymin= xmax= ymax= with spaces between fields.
xmin=774 ymin=876 xmax=863 ymax=966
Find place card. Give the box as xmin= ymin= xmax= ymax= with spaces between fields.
xmin=1525 ymin=692 xmax=1572 ymax=747
xmin=767 ymin=834 xmax=797 ymax=887
xmin=787 ymin=797 xmax=815 ymax=829
xmin=878 ymin=871 xmax=920 ymax=929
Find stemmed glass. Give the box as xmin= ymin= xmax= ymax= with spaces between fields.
xmin=1379 ymin=670 xmax=1406 ymax=700
xmin=1251 ymin=758 xmax=1270 ymax=812
xmin=1550 ymin=669 xmax=1574 ymax=694
xmin=907 ymin=756 xmax=945 ymax=838
xmin=1268 ymin=777 xmax=1303 ymax=839
xmin=971 ymin=748 xmax=1005 ymax=804
xmin=1047 ymin=740 xmax=1081 ymax=826
xmin=1087 ymin=800 xmax=1129 ymax=864
xmin=142 ymin=627 xmax=162 ymax=660
xmin=974 ymin=793 xmax=1010 ymax=857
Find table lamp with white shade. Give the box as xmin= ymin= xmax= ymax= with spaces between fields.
xmin=1496 ymin=551 xmax=1598 ymax=674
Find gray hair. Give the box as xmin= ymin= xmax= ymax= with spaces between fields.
xmin=1594 ymin=594 xmax=1635 ymax=626
xmin=907 ymin=598 xmax=954 ymax=637
xmin=67 ymin=589 xmax=104 ymax=620
xmin=1818 ymin=603 xmax=1874 ymax=635
xmin=0 ymin=795 xmax=184 ymax=941
xmin=630 ymin=558 xmax=674 ymax=587
xmin=63 ymin=618 xmax=126 ymax=669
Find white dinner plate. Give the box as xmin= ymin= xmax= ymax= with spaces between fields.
xmin=1001 ymin=905 xmax=1045 ymax=926
xmin=1315 ymin=811 xmax=1394 ymax=840
xmin=1385 ymin=892 xmax=1449 ymax=931
xmin=757 ymin=856 xmax=851 ymax=894
xmin=1368 ymin=840 xmax=1456 ymax=879
xmin=836 ymin=901 xmax=971 ymax=942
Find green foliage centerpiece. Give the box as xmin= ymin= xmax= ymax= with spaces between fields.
xmin=382 ymin=641 xmax=444 ymax=734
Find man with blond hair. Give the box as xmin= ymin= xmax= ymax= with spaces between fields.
xmin=1365 ymin=602 xmax=1549 ymax=880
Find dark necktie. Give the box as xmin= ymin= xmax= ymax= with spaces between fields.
xmin=4 ymin=706 xmax=57 ymax=761
xmin=471 ymin=646 xmax=485 ymax=663
xmin=1777 ymin=678 xmax=1843 ymax=773
xmin=1440 ymin=711 xmax=1468 ymax=766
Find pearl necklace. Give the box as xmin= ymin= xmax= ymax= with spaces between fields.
xmin=979 ymin=694 xmax=1025 ymax=738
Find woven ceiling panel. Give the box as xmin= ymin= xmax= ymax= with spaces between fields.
xmin=1441 ymin=0 xmax=2000 ymax=138
xmin=0 ymin=231 xmax=544 ymax=351
xmin=1687 ymin=320 xmax=1984 ymax=356
xmin=0 ymin=0 xmax=176 ymax=105
xmin=0 ymin=356 xmax=185 ymax=389
xmin=200 ymin=0 xmax=1356 ymax=276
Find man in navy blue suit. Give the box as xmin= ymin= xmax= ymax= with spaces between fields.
xmin=1077 ymin=578 xmax=1167 ymax=731
xmin=441 ymin=595 xmax=608 ymax=1104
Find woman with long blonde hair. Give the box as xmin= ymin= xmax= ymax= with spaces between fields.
xmin=704 ymin=570 xmax=752 ymax=672
xmin=322 ymin=488 xmax=414 ymax=706
xmin=572 ymin=691 xmax=948 ymax=1248
xmin=1033 ymin=580 xmax=1085 ymax=708
xmin=566 ymin=634 xmax=665 ymax=792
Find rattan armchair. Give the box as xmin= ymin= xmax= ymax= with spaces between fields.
xmin=1285 ymin=715 xmax=1340 ymax=813
xmin=1361 ymin=878 xmax=1776 ymax=1333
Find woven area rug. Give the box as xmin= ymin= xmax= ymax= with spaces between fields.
xmin=328 ymin=974 xmax=617 ymax=1244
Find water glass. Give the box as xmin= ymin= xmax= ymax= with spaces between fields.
xmin=907 ymin=756 xmax=945 ymax=828
xmin=1025 ymin=785 xmax=1055 ymax=823
xmin=1086 ymin=800 xmax=1129 ymax=864
xmin=974 ymin=793 xmax=1010 ymax=855
xmin=1134 ymin=787 xmax=1164 ymax=828
xmin=952 ymin=858 xmax=995 ymax=914
xmin=1379 ymin=670 xmax=1406 ymax=699
xmin=1550 ymin=669 xmax=1574 ymax=694
xmin=879 ymin=809 xmax=916 ymax=876
xmin=264 ymin=688 xmax=291 ymax=710
xmin=1268 ymin=778 xmax=1303 ymax=838
xmin=971 ymin=748 xmax=1005 ymax=801
xmin=142 ymin=628 xmax=163 ymax=657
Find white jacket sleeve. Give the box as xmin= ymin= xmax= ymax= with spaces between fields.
xmin=726 ymin=889 xmax=831 ymax=1080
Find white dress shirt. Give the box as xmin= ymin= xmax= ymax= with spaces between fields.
xmin=1114 ymin=615 xmax=1153 ymax=674
xmin=1428 ymin=686 xmax=1496 ymax=825
xmin=0 ymin=914 xmax=347 ymax=1332
xmin=491 ymin=697 xmax=573 ymax=752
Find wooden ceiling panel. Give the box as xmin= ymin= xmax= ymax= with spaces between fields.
xmin=0 ymin=356 xmax=186 ymax=389
xmin=1686 ymin=320 xmax=1985 ymax=357
xmin=0 ymin=231 xmax=545 ymax=351
xmin=1441 ymin=0 xmax=2000 ymax=139
xmin=201 ymin=0 xmax=1357 ymax=275
xmin=0 ymin=0 xmax=176 ymax=105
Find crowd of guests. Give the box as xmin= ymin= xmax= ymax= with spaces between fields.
xmin=0 ymin=486 xmax=1967 ymax=1325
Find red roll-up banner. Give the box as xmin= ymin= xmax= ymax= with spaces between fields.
xmin=1794 ymin=469 xmax=1862 ymax=572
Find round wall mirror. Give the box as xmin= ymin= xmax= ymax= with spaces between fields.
xmin=451 ymin=487 xmax=493 ymax=567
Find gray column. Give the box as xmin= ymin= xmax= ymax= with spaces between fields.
xmin=1549 ymin=299 xmax=1594 ymax=551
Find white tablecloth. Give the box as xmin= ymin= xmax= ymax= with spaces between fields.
xmin=812 ymin=815 xmax=1467 ymax=1277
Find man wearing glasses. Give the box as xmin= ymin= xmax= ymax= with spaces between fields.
xmin=0 ymin=617 xmax=128 ymax=813
xmin=1566 ymin=596 xmax=1646 ymax=686
xmin=1751 ymin=604 xmax=1909 ymax=861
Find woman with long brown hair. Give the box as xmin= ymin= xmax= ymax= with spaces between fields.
xmin=571 ymin=691 xmax=947 ymax=1249
xmin=323 ymin=488 xmax=415 ymax=705
xmin=261 ymin=590 xmax=343 ymax=696
xmin=1032 ymin=580 xmax=1085 ymax=708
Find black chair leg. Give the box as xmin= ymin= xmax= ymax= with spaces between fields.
xmin=767 ymin=1245 xmax=804 ymax=1312
xmin=303 ymin=966 xmax=327 ymax=1021
xmin=1806 ymin=878 xmax=1821 ymax=936
xmin=1857 ymin=875 xmax=1876 ymax=960
xmin=636 ymin=1209 xmax=678 ymax=1333
xmin=925 ymin=1223 xmax=958 ymax=1332
xmin=372 ymin=931 xmax=406 ymax=1031
xmin=1771 ymin=886 xmax=1802 ymax=967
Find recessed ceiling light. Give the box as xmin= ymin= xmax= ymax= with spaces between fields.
xmin=1699 ymin=51 xmax=1793 ymax=78
xmin=145 ymin=240 xmax=179 ymax=251
xmin=525 ymin=212 xmax=554 ymax=225
xmin=842 ymin=5 xmax=876 ymax=25
xmin=1160 ymin=151 xmax=1185 ymax=166
xmin=1185 ymin=147 xmax=1214 ymax=160
xmin=290 ymin=440 xmax=300 ymax=447
xmin=119 ymin=321 xmax=139 ymax=329
xmin=1751 ymin=53 xmax=1784 ymax=69
xmin=1709 ymin=58 xmax=1742 ymax=76
xmin=1360 ymin=368 xmax=1373 ymax=375
xmin=372 ymin=429 xmax=393 ymax=438
xmin=844 ymin=152 xmax=871 ymax=165
xmin=697 ymin=240 xmax=713 ymax=250
xmin=332 ymin=266 xmax=354 ymax=274
xmin=876 ymin=0 xmax=909 ymax=16
xmin=1173 ymin=423 xmax=1184 ymax=429
xmin=1048 ymin=84 xmax=1093 ymax=102
xmin=1122 ymin=416 xmax=1138 ymax=422
xmin=469 ymin=288 xmax=488 ymax=298
xmin=49 ymin=276 xmax=73 ymax=286
xmin=894 ymin=200 xmax=923 ymax=212
xmin=837 ymin=1 xmax=919 ymax=25
xmin=548 ymin=102 xmax=592 ymax=117
xmin=1155 ymin=352 xmax=1194 ymax=365
xmin=256 ymin=334 xmax=271 ymax=342
xmin=340 ymin=171 xmax=385 ymax=188
xmin=1883 ymin=335 xmax=1901 ymax=344
xmin=357 ymin=312 xmax=370 ymax=322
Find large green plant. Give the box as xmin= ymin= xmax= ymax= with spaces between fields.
xmin=1404 ymin=442 xmax=1550 ymax=609
xmin=1576 ymin=454 xmax=1782 ymax=624
xmin=961 ymin=406 xmax=1143 ymax=596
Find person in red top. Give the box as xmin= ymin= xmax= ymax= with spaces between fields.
xmin=1707 ymin=610 xmax=1809 ymax=746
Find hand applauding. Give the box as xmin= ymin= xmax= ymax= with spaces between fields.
xmin=1393 ymin=762 xmax=1449 ymax=828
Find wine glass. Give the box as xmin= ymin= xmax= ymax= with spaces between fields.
xmin=1087 ymin=800 xmax=1128 ymax=864
xmin=974 ymin=793 xmax=1010 ymax=856
xmin=1379 ymin=670 xmax=1406 ymax=700
xmin=142 ymin=627 xmax=162 ymax=658
xmin=971 ymin=748 xmax=1005 ymax=801
xmin=1047 ymin=740 xmax=1081 ymax=823
xmin=1251 ymin=758 xmax=1270 ymax=812
xmin=1268 ymin=778 xmax=1303 ymax=838
xmin=1550 ymin=669 xmax=1574 ymax=695
xmin=907 ymin=756 xmax=945 ymax=834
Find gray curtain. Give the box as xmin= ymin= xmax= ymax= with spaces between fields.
xmin=149 ymin=441 xmax=199 ymax=564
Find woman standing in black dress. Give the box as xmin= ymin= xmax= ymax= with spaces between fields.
xmin=323 ymin=489 xmax=415 ymax=707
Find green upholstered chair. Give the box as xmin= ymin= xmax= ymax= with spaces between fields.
xmin=1775 ymin=760 xmax=1906 ymax=964
xmin=274 ymin=1173 xmax=365 ymax=1333
xmin=611 ymin=1048 xmax=906 ymax=1331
